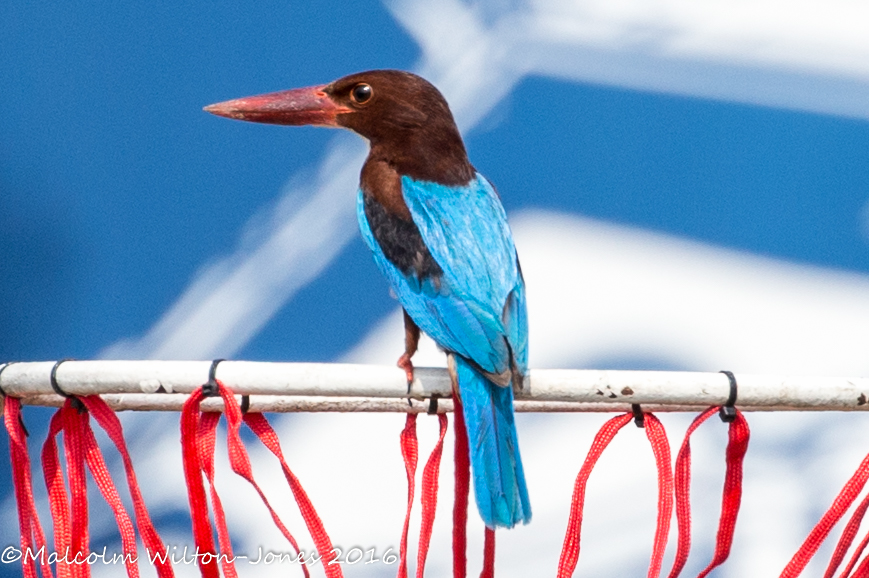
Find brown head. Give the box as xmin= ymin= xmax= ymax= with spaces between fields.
xmin=204 ymin=69 xmax=474 ymax=185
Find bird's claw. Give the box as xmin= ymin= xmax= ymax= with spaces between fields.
xmin=397 ymin=353 xmax=415 ymax=392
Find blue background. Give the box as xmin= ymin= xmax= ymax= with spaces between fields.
xmin=2 ymin=1 xmax=869 ymax=575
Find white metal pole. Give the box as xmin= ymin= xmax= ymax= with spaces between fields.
xmin=0 ymin=361 xmax=867 ymax=412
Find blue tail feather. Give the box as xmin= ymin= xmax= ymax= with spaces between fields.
xmin=455 ymin=356 xmax=531 ymax=529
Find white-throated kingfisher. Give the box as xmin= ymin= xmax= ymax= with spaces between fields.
xmin=204 ymin=70 xmax=531 ymax=529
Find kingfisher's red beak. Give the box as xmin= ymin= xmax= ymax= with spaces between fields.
xmin=203 ymin=85 xmax=350 ymax=127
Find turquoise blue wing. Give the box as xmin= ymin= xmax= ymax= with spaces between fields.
xmin=357 ymin=173 xmax=526 ymax=375
xmin=356 ymin=173 xmax=531 ymax=528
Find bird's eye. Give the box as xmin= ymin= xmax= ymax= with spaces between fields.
xmin=350 ymin=83 xmax=373 ymax=105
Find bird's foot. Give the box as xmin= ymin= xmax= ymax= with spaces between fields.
xmin=397 ymin=353 xmax=415 ymax=390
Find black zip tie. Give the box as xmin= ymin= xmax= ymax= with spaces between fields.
xmin=719 ymin=370 xmax=738 ymax=423
xmin=50 ymin=359 xmax=71 ymax=397
xmin=631 ymin=403 xmax=645 ymax=428
xmin=0 ymin=361 xmax=16 ymax=397
xmin=240 ymin=395 xmax=251 ymax=415
xmin=51 ymin=359 xmax=85 ymax=413
xmin=202 ymin=358 xmax=225 ymax=398
xmin=427 ymin=394 xmax=440 ymax=415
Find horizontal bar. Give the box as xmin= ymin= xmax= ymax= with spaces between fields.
xmin=13 ymin=393 xmax=868 ymax=413
xmin=1 ymin=361 xmax=868 ymax=411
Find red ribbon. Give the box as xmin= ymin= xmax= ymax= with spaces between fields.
xmin=450 ymin=393 xmax=496 ymax=578
xmin=397 ymin=411 xmax=450 ymax=578
xmin=453 ymin=395 xmax=470 ymax=578
xmin=181 ymin=380 xmax=342 ymax=578
xmin=667 ymin=407 xmax=750 ymax=578
xmin=5 ymin=397 xmax=53 ymax=578
xmin=4 ymin=396 xmax=176 ymax=578
xmin=782 ymin=437 xmax=869 ymax=577
xmin=556 ymin=411 xmax=673 ymax=578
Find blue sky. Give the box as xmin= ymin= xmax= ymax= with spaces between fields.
xmin=4 ymin=0 xmax=869 ymax=365
xmin=4 ymin=0 xmax=869 ymax=576
xmin=1 ymin=0 xmax=417 ymax=361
